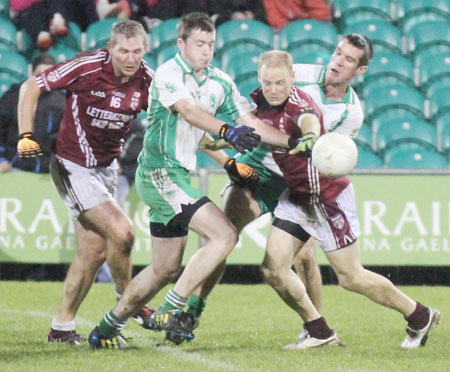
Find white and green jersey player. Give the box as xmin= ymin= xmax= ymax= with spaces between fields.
xmin=235 ymin=63 xmax=364 ymax=214
xmin=136 ymin=53 xmax=256 ymax=224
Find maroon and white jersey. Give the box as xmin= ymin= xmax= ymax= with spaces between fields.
xmin=251 ymin=86 xmax=350 ymax=205
xmin=35 ymin=49 xmax=154 ymax=167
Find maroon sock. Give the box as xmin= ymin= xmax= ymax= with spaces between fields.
xmin=405 ymin=302 xmax=429 ymax=330
xmin=305 ymin=317 xmax=334 ymax=339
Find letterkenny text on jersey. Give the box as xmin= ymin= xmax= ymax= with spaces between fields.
xmin=35 ymin=49 xmax=154 ymax=168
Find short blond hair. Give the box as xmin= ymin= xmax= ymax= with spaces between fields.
xmin=258 ymin=50 xmax=293 ymax=72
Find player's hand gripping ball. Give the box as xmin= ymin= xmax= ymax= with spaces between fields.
xmin=311 ymin=132 xmax=358 ymax=177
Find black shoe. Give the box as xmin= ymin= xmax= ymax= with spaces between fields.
xmin=48 ymin=329 xmax=86 ymax=345
xmin=131 ymin=305 xmax=160 ymax=331
xmin=151 ymin=310 xmax=195 ymax=345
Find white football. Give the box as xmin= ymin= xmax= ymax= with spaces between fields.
xmin=312 ymin=132 xmax=358 ymax=177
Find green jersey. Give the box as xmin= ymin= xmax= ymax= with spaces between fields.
xmin=138 ymin=53 xmax=255 ymax=171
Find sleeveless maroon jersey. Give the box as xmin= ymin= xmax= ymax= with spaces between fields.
xmin=251 ymin=86 xmax=350 ymax=205
xmin=35 ymin=49 xmax=154 ymax=167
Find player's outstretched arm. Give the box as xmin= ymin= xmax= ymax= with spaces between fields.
xmin=174 ymin=98 xmax=260 ymax=153
xmin=17 ymin=77 xmax=44 ymax=158
xmin=288 ymin=113 xmax=321 ymax=155
xmin=236 ymin=112 xmax=292 ymax=147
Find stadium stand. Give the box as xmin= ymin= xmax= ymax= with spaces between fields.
xmin=354 ymin=123 xmax=373 ymax=150
xmin=355 ymin=145 xmax=384 ymax=169
xmin=149 ymin=18 xmax=179 ymax=55
xmin=436 ymin=111 xmax=450 ymax=152
xmin=374 ymin=116 xmax=437 ymax=153
xmin=0 ymin=49 xmax=29 ymax=82
xmin=0 ymin=17 xmax=18 ymax=51
xmin=215 ymin=19 xmax=274 ymax=58
xmin=220 ymin=43 xmax=267 ymax=70
xmin=406 ymin=20 xmax=450 ymax=55
xmin=343 ymin=19 xmax=403 ymax=55
xmin=279 ymin=19 xmax=338 ymax=53
xmin=47 ymin=44 xmax=78 ymax=63
xmin=226 ymin=51 xmax=260 ymax=85
xmin=418 ymin=51 xmax=450 ymax=91
xmin=333 ymin=0 xmax=392 ymax=30
xmin=364 ymin=83 xmax=426 ymax=122
xmin=53 ymin=21 xmax=82 ymax=51
xmin=85 ymin=18 xmax=118 ymax=50
xmin=384 ymin=144 xmax=449 ymax=169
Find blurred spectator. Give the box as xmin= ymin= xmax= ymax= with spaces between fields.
xmin=96 ymin=0 xmax=131 ymax=20
xmin=208 ymin=0 xmax=267 ymax=26
xmin=129 ymin=0 xmax=207 ymax=28
xmin=11 ymin=0 xmax=72 ymax=50
xmin=69 ymin=0 xmax=100 ymax=31
xmin=0 ymin=53 xmax=65 ymax=173
xmin=262 ymin=0 xmax=331 ymax=29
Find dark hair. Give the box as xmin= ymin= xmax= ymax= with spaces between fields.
xmin=31 ymin=53 xmax=57 ymax=71
xmin=178 ymin=12 xmax=215 ymax=41
xmin=343 ymin=33 xmax=373 ymax=67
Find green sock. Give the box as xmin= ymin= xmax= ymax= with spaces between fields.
xmin=98 ymin=311 xmax=126 ymax=338
xmin=160 ymin=289 xmax=187 ymax=312
xmin=186 ymin=294 xmax=206 ymax=318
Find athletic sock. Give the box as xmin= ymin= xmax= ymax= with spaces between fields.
xmin=305 ymin=316 xmax=334 ymax=339
xmin=405 ymin=302 xmax=429 ymax=330
xmin=98 ymin=311 xmax=126 ymax=338
xmin=186 ymin=294 xmax=207 ymax=318
xmin=51 ymin=319 xmax=76 ymax=332
xmin=160 ymin=289 xmax=187 ymax=312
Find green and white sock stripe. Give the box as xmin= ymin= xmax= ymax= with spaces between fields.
xmin=98 ymin=311 xmax=126 ymax=338
xmin=165 ymin=289 xmax=187 ymax=310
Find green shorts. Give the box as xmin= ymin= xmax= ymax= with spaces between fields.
xmin=135 ymin=166 xmax=204 ymax=225
xmin=235 ymin=152 xmax=286 ymax=215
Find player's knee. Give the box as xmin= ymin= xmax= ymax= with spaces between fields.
xmin=212 ymin=222 xmax=238 ymax=253
xmin=153 ymin=263 xmax=182 ymax=283
xmin=336 ymin=272 xmax=359 ymax=291
xmin=78 ymin=246 xmax=107 ymax=268
xmin=111 ymin=223 xmax=135 ymax=255
xmin=260 ymin=264 xmax=280 ymax=286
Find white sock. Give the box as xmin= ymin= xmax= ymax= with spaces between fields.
xmin=51 ymin=319 xmax=76 ymax=331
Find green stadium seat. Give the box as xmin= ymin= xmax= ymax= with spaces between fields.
xmin=334 ymin=0 xmax=392 ymax=30
xmin=374 ymin=116 xmax=437 ymax=153
xmin=0 ymin=18 xmax=17 ymax=50
xmin=364 ymin=84 xmax=425 ymax=122
xmin=396 ymin=0 xmax=450 ymax=30
xmin=143 ymin=53 xmax=157 ymax=70
xmin=220 ymin=43 xmax=266 ymax=71
xmin=47 ymin=45 xmax=78 ymax=63
xmin=435 ymin=112 xmax=450 ymax=152
xmin=343 ymin=20 xmax=402 ymax=55
xmin=406 ymin=20 xmax=450 ymax=55
xmin=279 ymin=20 xmax=337 ymax=53
xmin=414 ymin=45 xmax=450 ymax=68
xmin=149 ymin=18 xmax=179 ymax=54
xmin=156 ymin=44 xmax=178 ymax=66
xmin=355 ymin=146 xmax=384 ymax=169
xmin=384 ymin=145 xmax=448 ymax=169
xmin=0 ymin=50 xmax=28 ymax=81
xmin=0 ymin=0 xmax=9 ymax=19
xmin=54 ymin=22 xmax=82 ymax=51
xmin=428 ymin=84 xmax=450 ymax=118
xmin=226 ymin=52 xmax=259 ymax=85
xmin=215 ymin=20 xmax=273 ymax=58
xmin=290 ymin=50 xmax=331 ymax=65
xmin=354 ymin=124 xmax=372 ymax=150
xmin=418 ymin=51 xmax=450 ymax=90
xmin=86 ymin=18 xmax=119 ymax=50
xmin=356 ymin=53 xmax=415 ymax=89
xmin=237 ymin=76 xmax=260 ymax=100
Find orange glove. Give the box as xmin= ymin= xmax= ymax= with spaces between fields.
xmin=224 ymin=158 xmax=259 ymax=187
xmin=17 ymin=132 xmax=43 ymax=158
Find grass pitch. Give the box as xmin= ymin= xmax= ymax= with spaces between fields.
xmin=0 ymin=281 xmax=448 ymax=372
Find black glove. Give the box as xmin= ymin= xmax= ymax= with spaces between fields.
xmin=224 ymin=158 xmax=259 ymax=187
xmin=17 ymin=132 xmax=43 ymax=158
xmin=219 ymin=123 xmax=261 ymax=154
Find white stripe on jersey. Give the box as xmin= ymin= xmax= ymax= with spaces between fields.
xmin=57 ymin=51 xmax=107 ymax=77
xmin=71 ymin=94 xmax=96 ymax=167
xmin=307 ymin=157 xmax=320 ymax=204
xmin=289 ymin=89 xmax=308 ymax=108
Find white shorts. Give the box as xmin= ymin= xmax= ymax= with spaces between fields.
xmin=50 ymin=155 xmax=118 ymax=218
xmin=274 ymin=184 xmax=361 ymax=252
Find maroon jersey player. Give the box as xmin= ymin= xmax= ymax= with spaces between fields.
xmin=256 ymin=50 xmax=439 ymax=350
xmin=17 ymin=20 xmax=155 ymax=345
